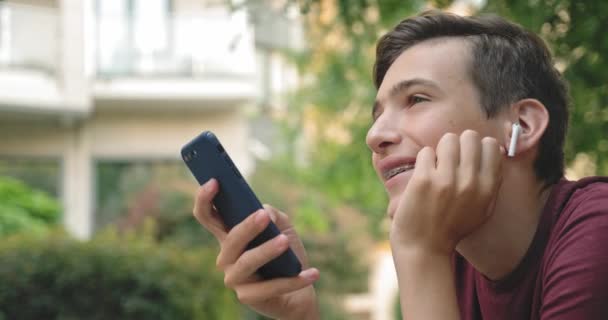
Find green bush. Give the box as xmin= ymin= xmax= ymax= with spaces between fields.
xmin=0 ymin=231 xmax=240 ymax=320
xmin=0 ymin=176 xmax=60 ymax=236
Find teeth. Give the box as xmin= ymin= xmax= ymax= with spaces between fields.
xmin=384 ymin=164 xmax=415 ymax=180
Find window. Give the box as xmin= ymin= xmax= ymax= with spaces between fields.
xmin=0 ymin=158 xmax=61 ymax=197
xmin=0 ymin=3 xmax=10 ymax=66
xmin=95 ymin=161 xmax=195 ymax=237
xmin=96 ymin=0 xmax=173 ymax=76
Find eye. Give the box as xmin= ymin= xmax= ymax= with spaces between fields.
xmin=409 ymin=95 xmax=429 ymax=105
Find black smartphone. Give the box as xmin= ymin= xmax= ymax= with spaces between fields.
xmin=181 ymin=131 xmax=302 ymax=279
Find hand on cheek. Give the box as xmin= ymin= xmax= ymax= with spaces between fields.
xmin=390 ymin=130 xmax=504 ymax=256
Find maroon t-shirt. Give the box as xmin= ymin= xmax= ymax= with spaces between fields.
xmin=454 ymin=176 xmax=608 ymax=319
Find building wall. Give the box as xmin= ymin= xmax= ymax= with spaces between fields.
xmin=0 ymin=105 xmax=252 ymax=239
xmin=0 ymin=0 xmax=90 ymax=115
xmin=89 ymin=108 xmax=251 ymax=169
xmin=0 ymin=109 xmax=252 ymax=167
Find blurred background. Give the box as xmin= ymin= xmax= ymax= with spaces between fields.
xmin=0 ymin=0 xmax=605 ymax=319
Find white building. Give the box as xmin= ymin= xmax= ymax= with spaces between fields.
xmin=0 ymin=0 xmax=301 ymax=239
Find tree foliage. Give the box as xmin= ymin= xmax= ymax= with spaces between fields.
xmin=0 ymin=176 xmax=60 ymax=237
xmin=481 ymin=0 xmax=608 ymax=172
xmin=0 ymin=231 xmax=240 ymax=320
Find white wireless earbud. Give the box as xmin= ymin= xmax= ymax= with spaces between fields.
xmin=508 ymin=122 xmax=521 ymax=157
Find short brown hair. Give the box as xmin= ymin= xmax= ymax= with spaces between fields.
xmin=374 ymin=11 xmax=569 ymax=186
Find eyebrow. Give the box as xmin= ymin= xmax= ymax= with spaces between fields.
xmin=372 ymin=78 xmax=441 ymax=121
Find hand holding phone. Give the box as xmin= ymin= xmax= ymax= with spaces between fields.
xmin=192 ymin=179 xmax=321 ymax=319
xmin=182 ymin=131 xmax=302 ymax=279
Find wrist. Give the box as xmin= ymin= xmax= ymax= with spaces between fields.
xmin=281 ymin=289 xmax=320 ymax=320
xmin=391 ymin=244 xmax=452 ymax=269
xmin=390 ymin=230 xmax=456 ymax=258
xmin=286 ymin=306 xmax=320 ymax=320
xmin=391 ymin=242 xmax=460 ymax=320
xmin=283 ymin=307 xmax=320 ymax=320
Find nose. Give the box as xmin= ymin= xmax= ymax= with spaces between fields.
xmin=366 ymin=114 xmax=402 ymax=154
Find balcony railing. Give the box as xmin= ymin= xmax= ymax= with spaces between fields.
xmin=95 ymin=9 xmax=256 ymax=79
xmin=0 ymin=2 xmax=59 ymax=76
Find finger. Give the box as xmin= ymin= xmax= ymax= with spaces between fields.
xmin=263 ymin=204 xmax=293 ymax=231
xmin=459 ymin=130 xmax=481 ymax=178
xmin=193 ymin=179 xmax=227 ymax=242
xmin=234 ymin=268 xmax=320 ymax=305
xmin=479 ymin=137 xmax=503 ymax=196
xmin=264 ymin=204 xmax=309 ymax=268
xmin=262 ymin=204 xmax=279 ymax=224
xmin=217 ymin=209 xmax=270 ymax=269
xmin=224 ymin=234 xmax=290 ymax=287
xmin=409 ymin=147 xmax=436 ymax=193
xmin=436 ymin=132 xmax=460 ymax=178
xmin=414 ymin=146 xmax=436 ymax=176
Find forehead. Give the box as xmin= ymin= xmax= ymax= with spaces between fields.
xmin=377 ymin=37 xmax=474 ymax=98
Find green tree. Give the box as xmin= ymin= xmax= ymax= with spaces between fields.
xmin=482 ymin=0 xmax=608 ymax=172
xmin=0 ymin=176 xmax=61 ymax=237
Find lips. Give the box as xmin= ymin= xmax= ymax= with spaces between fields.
xmin=377 ymin=156 xmax=417 ymax=183
xmin=376 ymin=156 xmax=417 ymax=220
xmin=383 ymin=164 xmax=415 ymax=180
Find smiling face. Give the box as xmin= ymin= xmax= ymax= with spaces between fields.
xmin=366 ymin=37 xmax=506 ymax=219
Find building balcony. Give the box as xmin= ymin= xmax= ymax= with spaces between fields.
xmin=92 ymin=6 xmax=258 ymax=108
xmin=0 ymin=1 xmax=89 ymax=121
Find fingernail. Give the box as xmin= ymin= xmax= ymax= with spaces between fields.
xmin=255 ymin=210 xmax=267 ymax=225
xmin=203 ymin=178 xmax=215 ymax=191
xmin=268 ymin=210 xmax=278 ymax=224
xmin=276 ymin=234 xmax=288 ymax=245
xmin=299 ymin=268 xmax=319 ymax=281
xmin=275 ymin=234 xmax=289 ymax=251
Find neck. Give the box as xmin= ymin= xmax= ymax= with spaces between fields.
xmin=456 ymin=164 xmax=554 ymax=280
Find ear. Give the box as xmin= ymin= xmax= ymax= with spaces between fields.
xmin=504 ymin=99 xmax=549 ymax=157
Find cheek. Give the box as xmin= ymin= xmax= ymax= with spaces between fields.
xmin=407 ymin=113 xmax=453 ymax=148
xmin=407 ymin=106 xmax=489 ymax=147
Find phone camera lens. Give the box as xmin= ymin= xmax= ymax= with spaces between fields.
xmin=191 ymin=150 xmax=198 ymax=158
xmin=217 ymin=144 xmax=225 ymax=153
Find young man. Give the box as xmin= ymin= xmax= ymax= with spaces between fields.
xmin=193 ymin=11 xmax=608 ymax=320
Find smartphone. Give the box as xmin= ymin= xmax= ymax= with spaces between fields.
xmin=181 ymin=131 xmax=302 ymax=279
